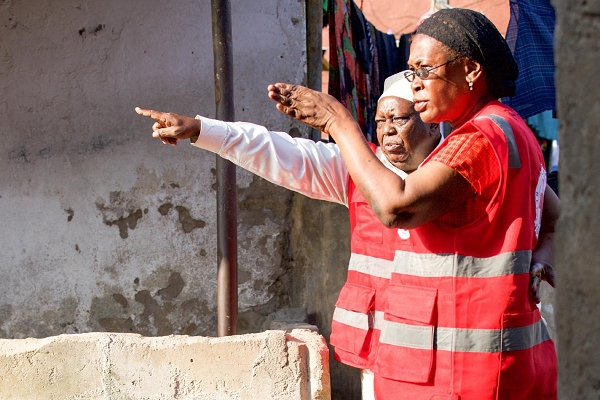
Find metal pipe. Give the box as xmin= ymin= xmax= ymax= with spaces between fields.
xmin=211 ymin=0 xmax=237 ymax=337
xmin=306 ymin=0 xmax=324 ymax=142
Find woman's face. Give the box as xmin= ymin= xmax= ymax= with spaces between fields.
xmin=375 ymin=96 xmax=436 ymax=173
xmin=407 ymin=34 xmax=472 ymax=127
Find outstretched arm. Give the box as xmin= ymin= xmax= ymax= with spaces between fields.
xmin=135 ymin=107 xmax=351 ymax=205
xmin=268 ymin=83 xmax=472 ymax=228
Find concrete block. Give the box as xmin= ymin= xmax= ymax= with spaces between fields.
xmin=0 ymin=330 xmax=330 ymax=400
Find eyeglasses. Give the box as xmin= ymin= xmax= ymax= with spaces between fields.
xmin=404 ymin=57 xmax=460 ymax=82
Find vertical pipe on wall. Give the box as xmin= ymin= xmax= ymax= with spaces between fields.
xmin=306 ymin=0 xmax=324 ymax=141
xmin=211 ymin=0 xmax=237 ymax=337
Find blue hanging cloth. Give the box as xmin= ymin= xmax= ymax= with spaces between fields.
xmin=502 ymin=0 xmax=556 ymax=120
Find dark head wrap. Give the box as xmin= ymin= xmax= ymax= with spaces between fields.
xmin=416 ymin=8 xmax=518 ymax=98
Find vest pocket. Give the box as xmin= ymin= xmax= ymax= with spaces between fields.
xmin=330 ymin=283 xmax=376 ymax=357
xmin=373 ymin=284 xmax=437 ymax=383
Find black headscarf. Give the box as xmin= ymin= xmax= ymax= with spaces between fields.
xmin=416 ymin=8 xmax=518 ymax=98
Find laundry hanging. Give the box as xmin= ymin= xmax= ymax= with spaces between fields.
xmin=326 ymin=0 xmax=408 ymax=142
xmin=501 ymin=0 xmax=556 ymax=119
xmin=417 ymin=0 xmax=452 ymax=26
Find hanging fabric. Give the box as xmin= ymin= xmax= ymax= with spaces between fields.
xmin=328 ymin=0 xmax=362 ymax=133
xmin=501 ymin=0 xmax=556 ymax=119
xmin=431 ymin=0 xmax=452 ymax=12
xmin=327 ymin=0 xmax=405 ymax=143
xmin=417 ymin=0 xmax=452 ymax=27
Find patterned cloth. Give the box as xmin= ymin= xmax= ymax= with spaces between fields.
xmin=327 ymin=0 xmax=406 ymax=143
xmin=328 ymin=0 xmax=362 ymax=136
xmin=502 ymin=0 xmax=556 ymax=119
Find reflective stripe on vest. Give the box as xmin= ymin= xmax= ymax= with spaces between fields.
xmin=333 ymin=307 xmax=371 ymax=331
xmin=333 ymin=308 xmax=384 ymax=331
xmin=477 ymin=114 xmax=522 ymax=169
xmin=333 ymin=308 xmax=551 ymax=353
xmin=380 ymin=318 xmax=551 ymax=352
xmin=393 ymin=250 xmax=531 ymax=278
xmin=348 ymin=253 xmax=395 ymax=279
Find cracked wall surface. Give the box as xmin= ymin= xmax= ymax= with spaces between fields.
xmin=0 ymin=0 xmax=307 ymax=339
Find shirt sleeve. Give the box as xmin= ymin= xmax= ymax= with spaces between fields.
xmin=192 ymin=116 xmax=350 ymax=206
xmin=430 ymin=131 xmax=500 ymax=195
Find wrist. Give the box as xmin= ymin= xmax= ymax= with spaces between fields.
xmin=190 ymin=116 xmax=202 ymax=143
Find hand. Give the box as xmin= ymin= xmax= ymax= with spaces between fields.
xmin=135 ymin=107 xmax=201 ymax=146
xmin=529 ymin=260 xmax=556 ymax=303
xmin=267 ymin=83 xmax=357 ymax=136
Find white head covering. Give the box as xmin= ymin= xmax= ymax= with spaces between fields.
xmin=379 ymin=70 xmax=414 ymax=103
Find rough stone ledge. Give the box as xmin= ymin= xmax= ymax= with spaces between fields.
xmin=0 ymin=329 xmax=331 ymax=400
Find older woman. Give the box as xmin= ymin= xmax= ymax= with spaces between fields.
xmin=269 ymin=8 xmax=558 ymax=400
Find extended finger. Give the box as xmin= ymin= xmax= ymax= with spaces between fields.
xmin=135 ymin=107 xmax=168 ymax=123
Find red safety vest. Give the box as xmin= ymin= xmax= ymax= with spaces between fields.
xmin=330 ymin=142 xmax=413 ymax=370
xmin=332 ymin=102 xmax=557 ymax=400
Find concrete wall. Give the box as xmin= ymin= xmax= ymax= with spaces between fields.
xmin=289 ymin=196 xmax=361 ymax=400
xmin=0 ymin=1 xmax=307 ymax=338
xmin=553 ymin=1 xmax=600 ymax=399
xmin=0 ymin=329 xmax=331 ymax=399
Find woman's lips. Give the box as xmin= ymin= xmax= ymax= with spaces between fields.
xmin=384 ymin=142 xmax=405 ymax=153
xmin=414 ymin=100 xmax=427 ymax=113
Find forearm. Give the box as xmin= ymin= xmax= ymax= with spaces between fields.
xmin=532 ymin=184 xmax=560 ymax=267
xmin=327 ymin=116 xmax=418 ymax=226
xmin=194 ymin=117 xmax=350 ymax=205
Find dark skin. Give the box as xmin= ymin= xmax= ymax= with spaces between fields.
xmin=375 ymin=97 xmax=439 ymax=173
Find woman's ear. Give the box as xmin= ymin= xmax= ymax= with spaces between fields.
xmin=465 ymin=58 xmax=484 ymax=86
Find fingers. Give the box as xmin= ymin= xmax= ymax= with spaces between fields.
xmin=135 ymin=107 xmax=169 ymax=126
xmin=530 ymin=261 xmax=556 ymax=288
xmin=268 ymin=84 xmax=293 ymax=107
xmin=544 ymin=264 xmax=556 ymax=288
xmin=529 ymin=262 xmax=544 ymax=303
xmin=529 ymin=260 xmax=556 ymax=303
xmin=530 ymin=276 xmax=541 ymax=303
xmin=530 ymin=262 xmax=544 ymax=278
xmin=135 ymin=107 xmax=160 ymax=118
xmin=136 ymin=107 xmax=181 ymax=146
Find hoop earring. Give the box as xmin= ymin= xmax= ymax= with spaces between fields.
xmin=468 ymin=80 xmax=473 ymax=91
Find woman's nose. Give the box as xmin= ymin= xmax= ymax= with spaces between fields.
xmin=383 ymin=121 xmax=397 ymax=135
xmin=410 ymin=78 xmax=423 ymax=92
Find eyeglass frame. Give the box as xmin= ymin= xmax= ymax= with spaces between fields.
xmin=404 ymin=57 xmax=461 ymax=82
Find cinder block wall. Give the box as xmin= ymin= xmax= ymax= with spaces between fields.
xmin=0 ymin=330 xmax=331 ymax=400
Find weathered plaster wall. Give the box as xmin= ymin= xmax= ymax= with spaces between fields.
xmin=0 ymin=0 xmax=307 ymax=338
xmin=553 ymin=0 xmax=600 ymax=399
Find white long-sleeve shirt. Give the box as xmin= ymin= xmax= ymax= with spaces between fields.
xmin=193 ymin=116 xmax=410 ymax=207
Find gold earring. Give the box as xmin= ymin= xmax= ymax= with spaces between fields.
xmin=468 ymin=80 xmax=473 ymax=91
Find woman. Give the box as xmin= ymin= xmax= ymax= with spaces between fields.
xmin=269 ymin=8 xmax=558 ymax=400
